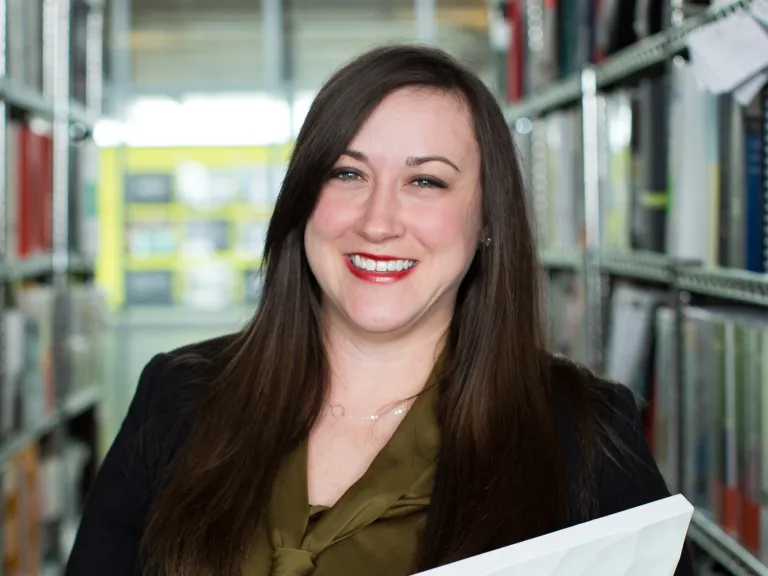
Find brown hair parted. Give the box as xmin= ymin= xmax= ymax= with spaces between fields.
xmin=141 ymin=44 xmax=612 ymax=575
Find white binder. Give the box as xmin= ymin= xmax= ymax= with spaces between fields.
xmin=414 ymin=494 xmax=693 ymax=576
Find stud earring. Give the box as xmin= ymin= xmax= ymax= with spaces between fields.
xmin=481 ymin=237 xmax=491 ymax=247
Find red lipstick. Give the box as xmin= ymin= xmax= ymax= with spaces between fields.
xmin=345 ymin=254 xmax=417 ymax=284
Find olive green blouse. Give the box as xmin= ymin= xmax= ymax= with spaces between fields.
xmin=241 ymin=381 xmax=440 ymax=576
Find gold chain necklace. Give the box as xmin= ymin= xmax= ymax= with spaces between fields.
xmin=327 ymin=402 xmax=409 ymax=421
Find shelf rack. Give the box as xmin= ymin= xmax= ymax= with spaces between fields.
xmin=0 ymin=386 xmax=101 ymax=467
xmin=677 ymin=267 xmax=768 ymax=308
xmin=515 ymin=1 xmax=766 ymax=574
xmin=539 ymin=249 xmax=583 ymax=271
xmin=688 ymin=512 xmax=768 ymax=576
xmin=540 ymin=249 xmax=768 ymax=308
xmin=0 ymin=253 xmax=94 ymax=281
xmin=504 ymin=0 xmax=751 ymax=122
xmin=0 ymin=77 xmax=98 ymax=131
xmin=598 ymin=251 xmax=676 ymax=284
xmin=0 ymin=0 xmax=104 ymax=572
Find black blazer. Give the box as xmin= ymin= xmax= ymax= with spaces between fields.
xmin=65 ymin=335 xmax=694 ymax=575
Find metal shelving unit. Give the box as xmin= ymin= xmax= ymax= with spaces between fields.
xmin=0 ymin=253 xmax=94 ymax=280
xmin=0 ymin=0 xmax=104 ymax=572
xmin=0 ymin=386 xmax=101 ymax=467
xmin=540 ymin=249 xmax=768 ymax=307
xmin=539 ymin=249 xmax=583 ymax=271
xmin=0 ymin=78 xmax=97 ymax=130
xmin=517 ymin=1 xmax=768 ymax=574
xmin=677 ymin=267 xmax=768 ymax=307
xmin=688 ymin=513 xmax=768 ymax=576
xmin=504 ymin=0 xmax=751 ymax=122
xmin=598 ymin=251 xmax=675 ymax=284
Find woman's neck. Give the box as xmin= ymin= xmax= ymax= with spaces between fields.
xmin=322 ymin=314 xmax=448 ymax=413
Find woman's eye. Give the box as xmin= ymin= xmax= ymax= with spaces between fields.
xmin=413 ymin=178 xmax=447 ymax=189
xmin=332 ymin=170 xmax=361 ymax=181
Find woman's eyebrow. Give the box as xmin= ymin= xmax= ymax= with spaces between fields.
xmin=406 ymin=155 xmax=460 ymax=172
xmin=341 ymin=149 xmax=460 ymax=173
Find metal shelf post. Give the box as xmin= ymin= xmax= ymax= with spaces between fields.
xmin=579 ymin=67 xmax=605 ymax=372
xmin=0 ymin=0 xmax=7 ymax=569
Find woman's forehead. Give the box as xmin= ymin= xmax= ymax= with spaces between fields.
xmin=346 ymin=88 xmax=478 ymax=166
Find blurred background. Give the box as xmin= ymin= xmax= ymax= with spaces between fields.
xmin=1 ymin=0 xmax=767 ymax=575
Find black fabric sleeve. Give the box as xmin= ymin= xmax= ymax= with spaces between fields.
xmin=65 ymin=353 xmax=170 ymax=576
xmin=597 ymin=383 xmax=694 ymax=576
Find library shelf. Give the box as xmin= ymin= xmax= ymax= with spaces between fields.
xmin=599 ymin=251 xmax=675 ymax=283
xmin=539 ymin=250 xmax=768 ymax=306
xmin=0 ymin=78 xmax=54 ymax=119
xmin=0 ymin=77 xmax=97 ymax=130
xmin=0 ymin=254 xmax=95 ymax=281
xmin=0 ymin=386 xmax=101 ymax=467
xmin=503 ymin=0 xmax=751 ymax=122
xmin=539 ymin=249 xmax=675 ymax=282
xmin=539 ymin=249 xmax=583 ymax=271
xmin=688 ymin=511 xmax=768 ymax=576
xmin=503 ymin=75 xmax=581 ymax=124
xmin=69 ymin=100 xmax=98 ymax=130
xmin=677 ymin=267 xmax=768 ymax=307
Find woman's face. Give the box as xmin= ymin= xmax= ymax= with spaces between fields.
xmin=304 ymin=87 xmax=483 ymax=337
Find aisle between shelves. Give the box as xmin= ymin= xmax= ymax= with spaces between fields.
xmin=97 ymin=145 xmax=290 ymax=310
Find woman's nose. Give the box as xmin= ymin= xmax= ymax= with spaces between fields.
xmin=357 ymin=181 xmax=406 ymax=243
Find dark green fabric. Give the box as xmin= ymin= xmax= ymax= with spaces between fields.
xmin=242 ymin=381 xmax=440 ymax=576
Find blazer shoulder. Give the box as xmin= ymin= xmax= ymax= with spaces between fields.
xmin=547 ymin=354 xmax=617 ymax=433
xmin=146 ymin=333 xmax=238 ymax=405
xmin=546 ymin=355 xmax=670 ymax=510
xmin=132 ymin=333 xmax=240 ymax=465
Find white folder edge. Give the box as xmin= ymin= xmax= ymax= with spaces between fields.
xmin=415 ymin=494 xmax=693 ymax=575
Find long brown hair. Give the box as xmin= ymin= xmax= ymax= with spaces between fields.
xmin=143 ymin=45 xmax=612 ymax=575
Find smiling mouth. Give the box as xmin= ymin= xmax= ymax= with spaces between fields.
xmin=348 ymin=254 xmax=418 ymax=272
xmin=344 ymin=254 xmax=419 ymax=283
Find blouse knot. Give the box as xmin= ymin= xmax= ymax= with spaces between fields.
xmin=271 ymin=547 xmax=317 ymax=576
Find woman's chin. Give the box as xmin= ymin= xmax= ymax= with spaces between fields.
xmin=343 ymin=308 xmax=418 ymax=336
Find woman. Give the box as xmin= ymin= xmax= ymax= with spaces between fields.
xmin=66 ymin=45 xmax=692 ymax=576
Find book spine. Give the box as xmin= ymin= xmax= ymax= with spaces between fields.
xmin=506 ymin=0 xmax=526 ymax=102
xmin=632 ymin=76 xmax=668 ymax=253
xmin=724 ymin=321 xmax=740 ymax=536
xmin=725 ymin=96 xmax=746 ymax=269
xmin=710 ymin=320 xmax=726 ymax=525
xmin=744 ymin=326 xmax=761 ymax=554
xmin=763 ymin=87 xmax=768 ymax=273
xmin=760 ymin=328 xmax=768 ymax=562
xmin=744 ymin=89 xmax=765 ymax=273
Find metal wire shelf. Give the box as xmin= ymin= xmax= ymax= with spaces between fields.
xmin=688 ymin=511 xmax=768 ymax=576
xmin=0 ymin=386 xmax=101 ymax=466
xmin=539 ymin=250 xmax=768 ymax=308
xmin=504 ymin=0 xmax=751 ymax=122
xmin=0 ymin=254 xmax=95 ymax=281
xmin=0 ymin=78 xmax=98 ymax=129
xmin=677 ymin=267 xmax=768 ymax=307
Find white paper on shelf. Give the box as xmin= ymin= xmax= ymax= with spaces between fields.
xmin=752 ymin=0 xmax=768 ymax=26
xmin=733 ymin=72 xmax=768 ymax=107
xmin=686 ymin=12 xmax=768 ymax=94
xmin=413 ymin=494 xmax=694 ymax=576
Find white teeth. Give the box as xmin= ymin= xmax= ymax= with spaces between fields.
xmin=349 ymin=256 xmax=416 ymax=273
